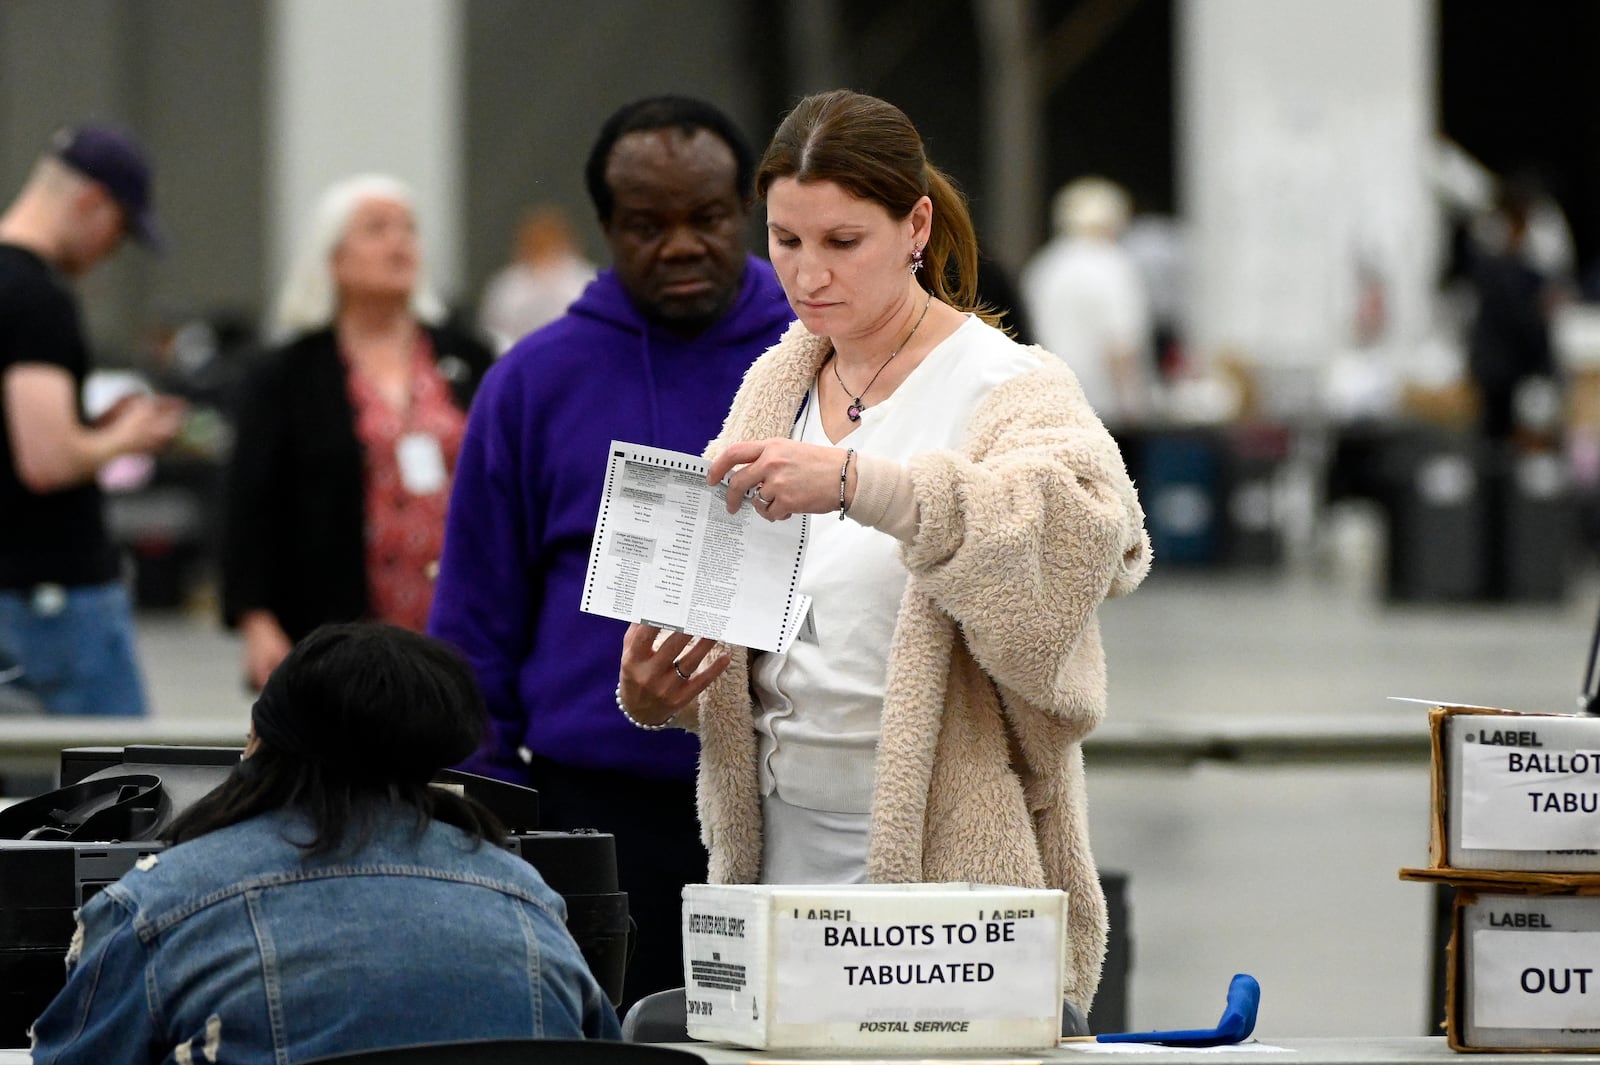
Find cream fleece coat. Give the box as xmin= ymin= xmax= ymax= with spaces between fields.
xmin=685 ymin=320 xmax=1151 ymax=1010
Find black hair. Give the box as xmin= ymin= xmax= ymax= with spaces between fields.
xmin=583 ymin=95 xmax=755 ymax=224
xmin=1496 ymin=171 xmax=1543 ymax=235
xmin=164 ymin=622 xmax=506 ymax=857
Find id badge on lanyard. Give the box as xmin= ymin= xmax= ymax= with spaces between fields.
xmin=396 ymin=432 xmax=446 ymax=495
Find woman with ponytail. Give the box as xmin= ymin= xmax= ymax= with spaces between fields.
xmin=32 ymin=622 xmax=620 ymax=1064
xmin=617 ymin=90 xmax=1151 ymax=1014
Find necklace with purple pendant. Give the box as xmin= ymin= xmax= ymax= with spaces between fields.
xmin=830 ymin=289 xmax=933 ymax=422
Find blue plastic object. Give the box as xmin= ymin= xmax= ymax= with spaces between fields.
xmin=1095 ymin=973 xmax=1261 ymax=1047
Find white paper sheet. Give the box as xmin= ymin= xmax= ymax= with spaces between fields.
xmin=1459 ymin=740 xmax=1600 ymax=851
xmin=581 ymin=441 xmax=811 ymax=654
xmin=1472 ymin=929 xmax=1600 ymax=1029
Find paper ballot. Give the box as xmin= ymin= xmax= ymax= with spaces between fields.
xmin=581 ymin=442 xmax=811 ymax=654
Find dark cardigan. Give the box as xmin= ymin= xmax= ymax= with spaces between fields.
xmin=221 ymin=321 xmax=494 ymax=642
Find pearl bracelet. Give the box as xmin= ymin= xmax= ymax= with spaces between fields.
xmin=615 ymin=683 xmax=674 ymax=731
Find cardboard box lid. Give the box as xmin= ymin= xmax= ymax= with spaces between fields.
xmin=1399 ymin=866 xmax=1600 ymax=893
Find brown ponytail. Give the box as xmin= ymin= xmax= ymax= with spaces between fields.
xmin=921 ymin=163 xmax=982 ymax=314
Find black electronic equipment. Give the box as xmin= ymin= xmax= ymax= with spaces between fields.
xmin=1581 ymin=594 xmax=1600 ymax=716
xmin=0 ymin=746 xmax=628 ymax=1047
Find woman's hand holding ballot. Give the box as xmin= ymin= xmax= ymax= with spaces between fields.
xmin=618 ymin=624 xmax=731 ymax=728
xmin=708 ymin=438 xmax=857 ymax=523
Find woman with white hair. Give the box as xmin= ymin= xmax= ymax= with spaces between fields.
xmin=223 ymin=174 xmax=493 ymax=689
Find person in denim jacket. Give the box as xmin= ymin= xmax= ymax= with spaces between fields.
xmin=29 ymin=622 xmax=621 ymax=1064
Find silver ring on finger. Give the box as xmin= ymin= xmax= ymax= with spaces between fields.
xmin=755 ymin=489 xmax=773 ymax=506
xmin=673 ymin=660 xmax=691 ymax=681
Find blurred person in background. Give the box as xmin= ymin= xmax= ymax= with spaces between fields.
xmin=1474 ymin=167 xmax=1576 ymax=294
xmin=429 ymin=96 xmax=792 ymax=1008
xmin=223 ymin=174 xmax=493 ymax=691
xmin=1467 ymin=178 xmax=1560 ymax=443
xmin=1121 ymin=213 xmax=1188 ymax=378
xmin=478 ymin=204 xmax=596 ymax=351
xmin=30 ymin=622 xmax=620 ymax=1064
xmin=0 ymin=123 xmax=183 ymax=717
xmin=1021 ymin=176 xmax=1154 ymax=425
xmin=970 ymin=251 xmax=1034 ymax=345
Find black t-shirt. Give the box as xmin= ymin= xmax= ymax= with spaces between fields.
xmin=0 ymin=243 xmax=118 ymax=588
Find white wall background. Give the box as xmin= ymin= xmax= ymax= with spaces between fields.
xmin=267 ymin=0 xmax=464 ymax=313
xmin=1180 ymin=0 xmax=1440 ymax=376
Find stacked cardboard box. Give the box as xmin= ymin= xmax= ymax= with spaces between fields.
xmin=680 ymin=883 xmax=1067 ymax=1052
xmin=1400 ymin=706 xmax=1600 ymax=1050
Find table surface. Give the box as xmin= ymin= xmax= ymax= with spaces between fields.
xmin=0 ymin=711 xmax=1431 ymax=774
xmin=7 ymin=1036 xmax=1600 ymax=1063
xmin=667 ymin=1037 xmax=1600 ymax=1062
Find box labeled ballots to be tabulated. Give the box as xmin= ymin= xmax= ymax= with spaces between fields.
xmin=681 ymin=883 xmax=1066 ymax=1051
xmin=1433 ymin=706 xmax=1600 ymax=872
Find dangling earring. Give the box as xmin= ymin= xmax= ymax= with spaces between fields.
xmin=908 ymin=245 xmax=924 ymax=274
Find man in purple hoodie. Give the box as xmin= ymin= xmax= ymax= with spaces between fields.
xmin=429 ymin=97 xmax=792 ymax=1007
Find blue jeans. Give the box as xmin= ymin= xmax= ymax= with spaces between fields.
xmin=0 ymin=582 xmax=148 ymax=716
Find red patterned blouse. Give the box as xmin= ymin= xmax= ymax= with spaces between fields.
xmin=343 ymin=335 xmax=467 ymax=632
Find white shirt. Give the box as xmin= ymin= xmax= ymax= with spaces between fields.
xmin=477 ymin=256 xmax=596 ymax=351
xmin=1020 ymin=236 xmax=1151 ymax=422
xmin=750 ymin=316 xmax=1040 ymax=820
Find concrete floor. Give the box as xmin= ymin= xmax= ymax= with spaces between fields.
xmin=52 ymin=543 xmax=1600 ymax=1040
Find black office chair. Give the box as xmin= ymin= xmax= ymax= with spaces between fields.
xmin=303 ymin=1037 xmax=704 ymax=1064
xmin=620 ymin=988 xmax=690 ymax=1043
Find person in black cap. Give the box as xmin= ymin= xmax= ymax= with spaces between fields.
xmin=0 ymin=123 xmax=186 ymax=716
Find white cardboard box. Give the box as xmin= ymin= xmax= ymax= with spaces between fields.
xmin=1437 ymin=707 xmax=1600 ymax=872
xmin=681 ymin=882 xmax=1066 ymax=1051
xmin=1456 ymin=892 xmax=1600 ymax=1050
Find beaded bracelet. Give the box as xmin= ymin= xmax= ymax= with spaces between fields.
xmin=839 ymin=447 xmax=855 ymax=521
xmin=615 ymin=683 xmax=674 ymax=731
